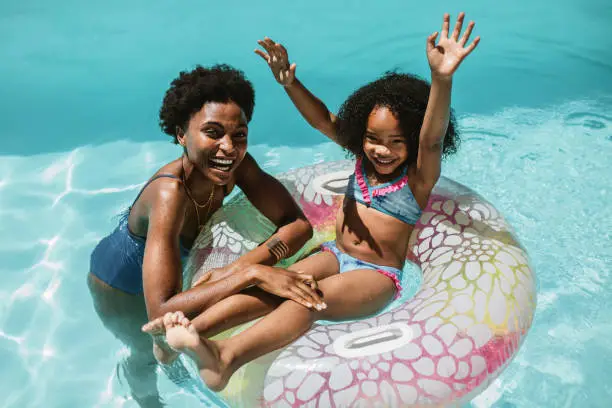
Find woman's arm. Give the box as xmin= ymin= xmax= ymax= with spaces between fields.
xmin=142 ymin=154 xmax=317 ymax=320
xmin=141 ymin=179 xmax=259 ymax=320
xmin=234 ymin=153 xmax=313 ymax=265
xmin=192 ymin=154 xmax=323 ymax=309
xmin=416 ymin=13 xmax=479 ymax=192
xmin=255 ymin=38 xmax=339 ymax=141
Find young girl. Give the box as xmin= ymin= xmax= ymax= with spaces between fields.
xmin=146 ymin=12 xmax=479 ymax=392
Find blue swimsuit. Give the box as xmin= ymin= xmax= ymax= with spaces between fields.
xmin=321 ymin=158 xmax=422 ymax=298
xmin=90 ymin=174 xmax=192 ymax=295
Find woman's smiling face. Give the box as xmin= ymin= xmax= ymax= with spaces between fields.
xmin=178 ymin=101 xmax=249 ymax=185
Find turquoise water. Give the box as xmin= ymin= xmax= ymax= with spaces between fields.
xmin=1 ymin=0 xmax=611 ymax=407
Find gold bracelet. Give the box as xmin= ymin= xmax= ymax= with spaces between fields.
xmin=266 ymin=237 xmax=289 ymax=262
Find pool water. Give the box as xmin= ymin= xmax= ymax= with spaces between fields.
xmin=1 ymin=0 xmax=611 ymax=407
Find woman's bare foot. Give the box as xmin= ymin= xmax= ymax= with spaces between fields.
xmin=163 ymin=312 xmax=231 ymax=391
xmin=141 ymin=313 xmax=186 ymax=365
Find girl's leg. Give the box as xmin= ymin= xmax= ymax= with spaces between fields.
xmin=144 ymin=251 xmax=339 ymax=343
xmin=87 ymin=274 xmax=164 ymax=408
xmin=191 ymin=251 xmax=339 ymax=337
xmin=166 ymin=268 xmax=396 ymax=391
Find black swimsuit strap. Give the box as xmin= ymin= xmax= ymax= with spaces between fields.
xmin=130 ymin=173 xmax=182 ymax=209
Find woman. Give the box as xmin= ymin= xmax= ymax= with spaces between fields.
xmin=87 ymin=64 xmax=323 ymax=407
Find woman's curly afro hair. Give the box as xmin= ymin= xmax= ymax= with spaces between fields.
xmin=335 ymin=71 xmax=459 ymax=166
xmin=159 ymin=64 xmax=255 ymax=143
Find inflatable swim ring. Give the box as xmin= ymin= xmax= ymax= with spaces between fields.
xmin=167 ymin=160 xmax=536 ymax=407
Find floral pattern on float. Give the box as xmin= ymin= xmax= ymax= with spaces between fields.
xmin=175 ymin=160 xmax=535 ymax=407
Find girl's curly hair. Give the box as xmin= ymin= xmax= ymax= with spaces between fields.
xmin=335 ymin=72 xmax=459 ymax=165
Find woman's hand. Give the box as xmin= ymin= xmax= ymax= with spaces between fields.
xmin=192 ymin=264 xmax=243 ymax=286
xmin=252 ymin=265 xmax=326 ymax=310
xmin=427 ymin=12 xmax=480 ymax=79
xmin=255 ymin=37 xmax=297 ymax=87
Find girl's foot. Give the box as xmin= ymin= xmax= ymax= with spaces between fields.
xmin=163 ymin=313 xmax=230 ymax=391
xmin=142 ymin=313 xmax=187 ymax=365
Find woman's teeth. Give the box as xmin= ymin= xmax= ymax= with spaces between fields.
xmin=209 ymin=158 xmax=234 ymax=171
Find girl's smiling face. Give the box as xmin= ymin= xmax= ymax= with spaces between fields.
xmin=362 ymin=106 xmax=409 ymax=177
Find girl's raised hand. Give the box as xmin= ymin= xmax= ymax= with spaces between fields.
xmin=427 ymin=12 xmax=480 ymax=79
xmin=255 ymin=37 xmax=297 ymax=87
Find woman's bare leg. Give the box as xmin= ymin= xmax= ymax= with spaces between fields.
xmin=165 ymin=269 xmax=396 ymax=391
xmin=87 ymin=274 xmax=164 ymax=407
